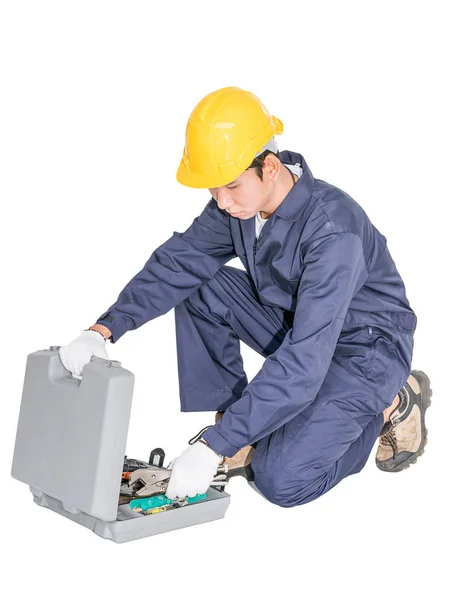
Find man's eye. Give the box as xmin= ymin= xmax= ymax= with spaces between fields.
xmin=227 ymin=185 xmax=238 ymax=190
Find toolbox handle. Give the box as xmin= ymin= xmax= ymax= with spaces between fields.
xmin=48 ymin=346 xmax=82 ymax=388
xmin=48 ymin=346 xmax=122 ymax=389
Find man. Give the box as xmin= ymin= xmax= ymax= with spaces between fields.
xmin=59 ymin=87 xmax=431 ymax=507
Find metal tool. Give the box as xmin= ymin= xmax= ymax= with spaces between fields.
xmin=216 ymin=462 xmax=255 ymax=481
xmin=121 ymin=467 xmax=172 ymax=497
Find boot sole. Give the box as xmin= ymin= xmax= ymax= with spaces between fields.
xmin=377 ymin=370 xmax=432 ymax=473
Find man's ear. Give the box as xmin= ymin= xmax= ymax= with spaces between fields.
xmin=263 ymin=153 xmax=281 ymax=182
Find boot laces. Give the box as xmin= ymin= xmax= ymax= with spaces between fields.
xmin=381 ymin=427 xmax=398 ymax=457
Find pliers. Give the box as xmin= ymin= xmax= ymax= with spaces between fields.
xmin=120 ymin=466 xmax=229 ymax=498
xmin=120 ymin=467 xmax=173 ymax=497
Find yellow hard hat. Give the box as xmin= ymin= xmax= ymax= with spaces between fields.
xmin=176 ymin=87 xmax=284 ymax=189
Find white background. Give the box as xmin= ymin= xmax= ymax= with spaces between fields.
xmin=1 ymin=1 xmax=457 ymax=598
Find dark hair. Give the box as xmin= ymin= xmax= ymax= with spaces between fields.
xmin=247 ymin=149 xmax=280 ymax=181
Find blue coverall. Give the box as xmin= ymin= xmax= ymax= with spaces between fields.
xmin=96 ymin=151 xmax=416 ymax=507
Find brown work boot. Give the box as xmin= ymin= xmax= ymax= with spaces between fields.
xmin=376 ymin=370 xmax=432 ymax=472
xmin=213 ymin=411 xmax=255 ymax=480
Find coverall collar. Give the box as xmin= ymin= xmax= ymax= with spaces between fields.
xmin=273 ymin=150 xmax=315 ymax=221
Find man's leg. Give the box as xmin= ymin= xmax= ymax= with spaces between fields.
xmin=251 ymin=326 xmax=416 ymax=507
xmin=175 ymin=266 xmax=423 ymax=503
xmin=174 ymin=265 xmax=293 ymax=412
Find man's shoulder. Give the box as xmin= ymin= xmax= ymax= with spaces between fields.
xmin=310 ymin=179 xmax=373 ymax=237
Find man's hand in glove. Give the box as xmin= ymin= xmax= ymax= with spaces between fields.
xmin=165 ymin=441 xmax=222 ymax=499
xmin=59 ymin=329 xmax=109 ymax=379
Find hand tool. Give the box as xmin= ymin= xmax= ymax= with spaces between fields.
xmin=143 ymin=496 xmax=205 ymax=515
xmin=130 ymin=492 xmax=208 ymax=512
xmin=120 ymin=467 xmax=172 ymax=497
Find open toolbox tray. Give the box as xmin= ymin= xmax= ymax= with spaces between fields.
xmin=11 ymin=348 xmax=230 ymax=543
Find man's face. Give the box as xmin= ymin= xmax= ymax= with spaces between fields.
xmin=209 ymin=167 xmax=274 ymax=220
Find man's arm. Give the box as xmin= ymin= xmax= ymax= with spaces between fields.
xmin=201 ymin=231 xmax=369 ymax=457
xmin=93 ymin=199 xmax=235 ymax=343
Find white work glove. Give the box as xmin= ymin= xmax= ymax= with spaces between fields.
xmin=58 ymin=330 xmax=109 ymax=379
xmin=165 ymin=441 xmax=222 ymax=499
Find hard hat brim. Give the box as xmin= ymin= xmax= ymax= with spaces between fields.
xmin=176 ymin=157 xmax=246 ymax=189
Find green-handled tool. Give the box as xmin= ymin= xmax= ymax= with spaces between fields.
xmin=130 ymin=493 xmax=207 ymax=512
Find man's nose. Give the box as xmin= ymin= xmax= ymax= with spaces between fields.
xmin=213 ymin=189 xmax=233 ymax=210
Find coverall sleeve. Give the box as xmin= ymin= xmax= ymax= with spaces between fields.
xmin=201 ymin=231 xmax=369 ymax=457
xmin=95 ymin=199 xmax=236 ymax=342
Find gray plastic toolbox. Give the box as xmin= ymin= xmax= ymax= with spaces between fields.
xmin=11 ymin=347 xmax=230 ymax=543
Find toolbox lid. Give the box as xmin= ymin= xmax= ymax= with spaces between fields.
xmin=11 ymin=348 xmax=135 ymax=522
